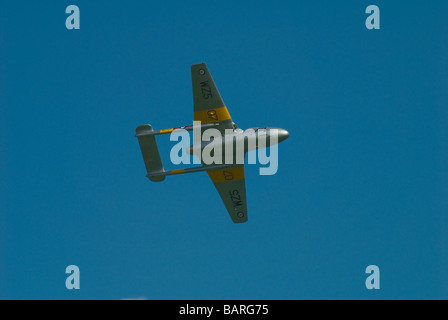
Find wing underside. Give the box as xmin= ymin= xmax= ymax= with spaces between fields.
xmin=207 ymin=165 xmax=248 ymax=223
xmin=192 ymin=63 xmax=247 ymax=223
xmin=191 ymin=63 xmax=234 ymax=135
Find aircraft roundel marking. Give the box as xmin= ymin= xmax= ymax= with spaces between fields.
xmin=199 ymin=69 xmax=205 ymax=75
xmin=237 ymin=212 xmax=244 ymax=218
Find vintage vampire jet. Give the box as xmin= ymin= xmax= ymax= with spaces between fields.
xmin=136 ymin=63 xmax=289 ymax=223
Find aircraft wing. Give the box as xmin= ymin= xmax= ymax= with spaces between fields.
xmin=192 ymin=63 xmax=246 ymax=223
xmin=191 ymin=63 xmax=234 ymax=134
xmin=207 ymin=165 xmax=248 ymax=223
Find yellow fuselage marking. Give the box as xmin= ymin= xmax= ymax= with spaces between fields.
xmin=171 ymin=169 xmax=185 ymax=175
xmin=159 ymin=128 xmax=174 ymax=134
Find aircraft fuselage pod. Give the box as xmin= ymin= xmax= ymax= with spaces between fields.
xmin=186 ymin=126 xmax=289 ymax=163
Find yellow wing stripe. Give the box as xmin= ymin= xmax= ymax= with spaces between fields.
xmin=207 ymin=166 xmax=244 ymax=183
xmin=194 ymin=106 xmax=231 ymax=124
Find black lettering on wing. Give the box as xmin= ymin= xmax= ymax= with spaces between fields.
xmin=200 ymin=81 xmax=213 ymax=99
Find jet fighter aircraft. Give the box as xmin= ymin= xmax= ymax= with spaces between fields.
xmin=136 ymin=63 xmax=289 ymax=223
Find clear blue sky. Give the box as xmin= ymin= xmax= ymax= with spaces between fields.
xmin=0 ymin=1 xmax=447 ymax=299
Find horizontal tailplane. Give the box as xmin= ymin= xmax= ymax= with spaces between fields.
xmin=136 ymin=124 xmax=165 ymax=182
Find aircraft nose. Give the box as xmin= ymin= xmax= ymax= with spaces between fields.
xmin=279 ymin=129 xmax=289 ymax=142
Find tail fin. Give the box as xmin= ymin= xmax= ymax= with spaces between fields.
xmin=135 ymin=124 xmax=165 ymax=182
